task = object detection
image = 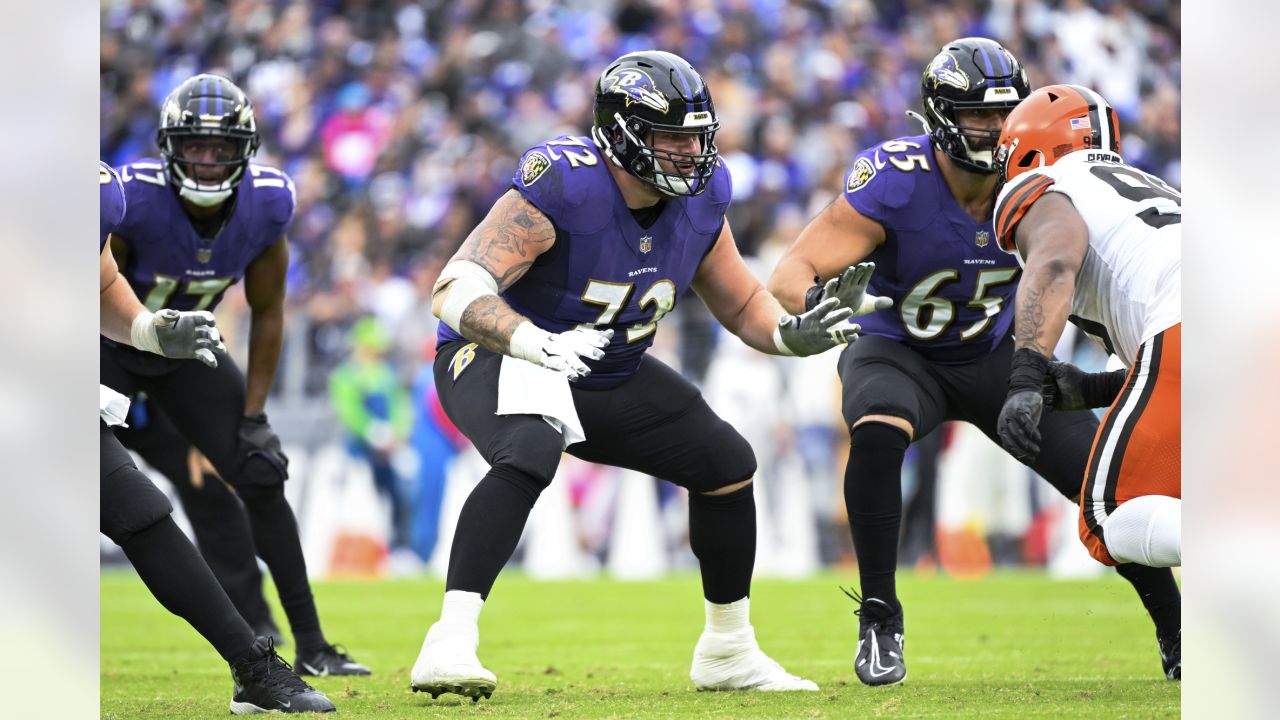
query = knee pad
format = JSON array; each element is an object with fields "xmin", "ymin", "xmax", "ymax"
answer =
[
  {"xmin": 101, "ymin": 464, "xmax": 173, "ymax": 545},
  {"xmin": 1101, "ymin": 495, "xmax": 1181, "ymax": 567},
  {"xmin": 850, "ymin": 420, "xmax": 911, "ymax": 456},
  {"xmin": 487, "ymin": 421, "xmax": 562, "ymax": 487},
  {"xmin": 486, "ymin": 462, "xmax": 552, "ymax": 504}
]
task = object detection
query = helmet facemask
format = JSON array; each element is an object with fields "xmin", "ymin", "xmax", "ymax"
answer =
[
  {"xmin": 595, "ymin": 111, "xmax": 719, "ymax": 197},
  {"xmin": 160, "ymin": 131, "xmax": 257, "ymax": 206},
  {"xmin": 924, "ymin": 94, "xmax": 1020, "ymax": 174}
]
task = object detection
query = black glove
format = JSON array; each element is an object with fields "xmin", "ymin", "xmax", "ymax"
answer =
[
  {"xmin": 237, "ymin": 413, "xmax": 289, "ymax": 479},
  {"xmin": 997, "ymin": 349, "xmax": 1050, "ymax": 463},
  {"xmin": 1046, "ymin": 361, "xmax": 1128, "ymax": 410}
]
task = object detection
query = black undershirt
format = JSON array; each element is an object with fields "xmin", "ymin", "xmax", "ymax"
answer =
[{"xmin": 629, "ymin": 200, "xmax": 667, "ymax": 229}]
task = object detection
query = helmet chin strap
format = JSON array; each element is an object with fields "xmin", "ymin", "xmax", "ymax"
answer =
[
  {"xmin": 178, "ymin": 181, "xmax": 233, "ymax": 207},
  {"xmin": 653, "ymin": 172, "xmax": 692, "ymax": 196}
]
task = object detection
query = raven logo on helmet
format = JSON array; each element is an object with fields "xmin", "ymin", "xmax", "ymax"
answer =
[
  {"xmin": 603, "ymin": 69, "xmax": 670, "ymax": 113},
  {"xmin": 925, "ymin": 53, "xmax": 969, "ymax": 91}
]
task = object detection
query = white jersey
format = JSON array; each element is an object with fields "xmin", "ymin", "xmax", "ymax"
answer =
[{"xmin": 994, "ymin": 150, "xmax": 1181, "ymax": 367}]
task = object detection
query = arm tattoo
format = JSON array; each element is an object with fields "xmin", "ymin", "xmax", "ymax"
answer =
[
  {"xmin": 459, "ymin": 295, "xmax": 530, "ymax": 356},
  {"xmin": 456, "ymin": 190, "xmax": 555, "ymax": 291},
  {"xmin": 1014, "ymin": 282, "xmax": 1052, "ymax": 356}
]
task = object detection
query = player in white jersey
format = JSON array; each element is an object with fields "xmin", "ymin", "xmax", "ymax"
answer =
[{"xmin": 990, "ymin": 84, "xmax": 1181, "ymax": 576}]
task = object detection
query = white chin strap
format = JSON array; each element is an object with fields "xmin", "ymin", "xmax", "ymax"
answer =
[
  {"xmin": 178, "ymin": 182, "xmax": 234, "ymax": 206},
  {"xmin": 653, "ymin": 172, "xmax": 693, "ymax": 196},
  {"xmin": 172, "ymin": 164, "xmax": 242, "ymax": 206},
  {"xmin": 963, "ymin": 145, "xmax": 994, "ymax": 170}
]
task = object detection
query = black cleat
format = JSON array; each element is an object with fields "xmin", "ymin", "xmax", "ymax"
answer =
[
  {"xmin": 230, "ymin": 637, "xmax": 336, "ymax": 714},
  {"xmin": 295, "ymin": 643, "xmax": 372, "ymax": 677},
  {"xmin": 1159, "ymin": 630, "xmax": 1180, "ymax": 680},
  {"xmin": 843, "ymin": 587, "xmax": 906, "ymax": 686}
]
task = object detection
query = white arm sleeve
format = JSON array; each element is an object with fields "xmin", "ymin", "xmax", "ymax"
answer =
[{"xmin": 434, "ymin": 260, "xmax": 500, "ymax": 332}]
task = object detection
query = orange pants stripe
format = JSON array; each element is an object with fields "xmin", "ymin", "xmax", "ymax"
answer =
[{"xmin": 1078, "ymin": 323, "xmax": 1181, "ymax": 565}]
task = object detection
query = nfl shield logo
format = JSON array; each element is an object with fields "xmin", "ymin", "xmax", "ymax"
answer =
[
  {"xmin": 196, "ymin": 247, "xmax": 213, "ymax": 263},
  {"xmin": 975, "ymin": 230, "xmax": 990, "ymax": 248},
  {"xmin": 639, "ymin": 235, "xmax": 653, "ymax": 254}
]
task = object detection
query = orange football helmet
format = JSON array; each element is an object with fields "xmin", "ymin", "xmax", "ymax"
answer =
[{"xmin": 995, "ymin": 84, "xmax": 1121, "ymax": 185}]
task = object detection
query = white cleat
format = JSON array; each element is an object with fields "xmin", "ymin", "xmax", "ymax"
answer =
[
  {"xmin": 690, "ymin": 628, "xmax": 819, "ymax": 692},
  {"xmin": 410, "ymin": 622, "xmax": 497, "ymax": 702}
]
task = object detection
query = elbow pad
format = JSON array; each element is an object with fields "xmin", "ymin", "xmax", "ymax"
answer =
[{"xmin": 434, "ymin": 260, "xmax": 499, "ymax": 332}]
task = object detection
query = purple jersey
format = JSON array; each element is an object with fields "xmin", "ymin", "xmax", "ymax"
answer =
[
  {"xmin": 113, "ymin": 159, "xmax": 295, "ymax": 312},
  {"xmin": 100, "ymin": 161, "xmax": 126, "ymax": 251},
  {"xmin": 842, "ymin": 134, "xmax": 1020, "ymax": 363},
  {"xmin": 439, "ymin": 134, "xmax": 730, "ymax": 389}
]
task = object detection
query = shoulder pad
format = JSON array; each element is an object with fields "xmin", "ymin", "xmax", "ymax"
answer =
[
  {"xmin": 842, "ymin": 136, "xmax": 930, "ymax": 221},
  {"xmin": 512, "ymin": 136, "xmax": 609, "ymax": 231},
  {"xmin": 686, "ymin": 158, "xmax": 732, "ymax": 234},
  {"xmin": 100, "ymin": 162, "xmax": 126, "ymax": 249},
  {"xmin": 247, "ymin": 164, "xmax": 297, "ymax": 230},
  {"xmin": 994, "ymin": 170, "xmax": 1056, "ymax": 252}
]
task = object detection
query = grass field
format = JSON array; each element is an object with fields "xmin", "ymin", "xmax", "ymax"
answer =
[{"xmin": 102, "ymin": 570, "xmax": 1179, "ymax": 718}]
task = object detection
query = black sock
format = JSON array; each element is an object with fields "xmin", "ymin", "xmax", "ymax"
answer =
[
  {"xmin": 688, "ymin": 483, "xmax": 756, "ymax": 604},
  {"xmin": 845, "ymin": 422, "xmax": 911, "ymax": 612},
  {"xmin": 446, "ymin": 463, "xmax": 546, "ymax": 598},
  {"xmin": 237, "ymin": 474, "xmax": 325, "ymax": 652},
  {"xmin": 120, "ymin": 516, "xmax": 255, "ymax": 663},
  {"xmin": 1114, "ymin": 562, "xmax": 1181, "ymax": 638}
]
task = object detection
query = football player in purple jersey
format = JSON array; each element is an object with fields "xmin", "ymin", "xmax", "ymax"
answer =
[
  {"xmin": 100, "ymin": 162, "xmax": 335, "ymax": 714},
  {"xmin": 411, "ymin": 50, "xmax": 884, "ymax": 701},
  {"xmin": 101, "ymin": 75, "xmax": 369, "ymax": 676},
  {"xmin": 768, "ymin": 38, "xmax": 1181, "ymax": 685}
]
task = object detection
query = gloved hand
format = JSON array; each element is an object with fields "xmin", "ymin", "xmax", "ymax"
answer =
[
  {"xmin": 997, "ymin": 348, "xmax": 1051, "ymax": 463},
  {"xmin": 1044, "ymin": 360, "xmax": 1089, "ymax": 411},
  {"xmin": 805, "ymin": 262, "xmax": 894, "ymax": 315},
  {"xmin": 238, "ymin": 413, "xmax": 289, "ymax": 479},
  {"xmin": 997, "ymin": 390, "xmax": 1044, "ymax": 463},
  {"xmin": 775, "ymin": 297, "xmax": 861, "ymax": 357},
  {"xmin": 140, "ymin": 309, "xmax": 227, "ymax": 367},
  {"xmin": 511, "ymin": 325, "xmax": 614, "ymax": 380}
]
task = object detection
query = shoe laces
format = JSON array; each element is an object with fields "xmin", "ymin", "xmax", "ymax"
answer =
[
  {"xmin": 239, "ymin": 638, "xmax": 315, "ymax": 695},
  {"xmin": 314, "ymin": 642, "xmax": 356, "ymax": 663},
  {"xmin": 840, "ymin": 586, "xmax": 903, "ymax": 636}
]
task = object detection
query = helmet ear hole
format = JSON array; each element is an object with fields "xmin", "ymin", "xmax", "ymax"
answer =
[{"xmin": 1018, "ymin": 150, "xmax": 1042, "ymax": 168}]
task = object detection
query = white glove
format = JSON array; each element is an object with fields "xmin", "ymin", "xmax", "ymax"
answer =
[
  {"xmin": 510, "ymin": 324, "xmax": 614, "ymax": 380},
  {"xmin": 131, "ymin": 309, "xmax": 227, "ymax": 368},
  {"xmin": 774, "ymin": 297, "xmax": 861, "ymax": 357},
  {"xmin": 818, "ymin": 262, "xmax": 893, "ymax": 315}
]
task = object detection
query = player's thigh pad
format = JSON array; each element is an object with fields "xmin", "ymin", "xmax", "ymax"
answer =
[
  {"xmin": 137, "ymin": 354, "xmax": 248, "ymax": 483},
  {"xmin": 837, "ymin": 335, "xmax": 946, "ymax": 435},
  {"xmin": 433, "ymin": 341, "xmax": 563, "ymax": 483},
  {"xmin": 1079, "ymin": 325, "xmax": 1182, "ymax": 565},
  {"xmin": 567, "ymin": 355, "xmax": 756, "ymax": 494},
  {"xmin": 100, "ymin": 423, "xmax": 172, "ymax": 544}
]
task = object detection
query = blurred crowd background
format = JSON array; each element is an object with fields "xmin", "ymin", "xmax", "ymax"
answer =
[{"xmin": 99, "ymin": 0, "xmax": 1180, "ymax": 576}]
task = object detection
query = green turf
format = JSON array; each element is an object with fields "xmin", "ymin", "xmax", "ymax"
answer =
[{"xmin": 101, "ymin": 570, "xmax": 1179, "ymax": 718}]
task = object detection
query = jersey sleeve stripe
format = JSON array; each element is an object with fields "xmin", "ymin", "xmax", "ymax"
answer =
[{"xmin": 996, "ymin": 175, "xmax": 1055, "ymax": 250}]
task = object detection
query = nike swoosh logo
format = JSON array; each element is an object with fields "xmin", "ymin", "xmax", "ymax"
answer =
[
  {"xmin": 867, "ymin": 633, "xmax": 896, "ymax": 678},
  {"xmin": 302, "ymin": 662, "xmax": 329, "ymax": 676},
  {"xmin": 874, "ymin": 151, "xmax": 887, "ymax": 170}
]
